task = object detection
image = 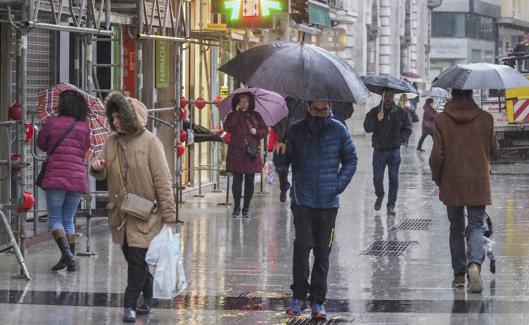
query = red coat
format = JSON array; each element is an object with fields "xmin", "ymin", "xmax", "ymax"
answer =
[
  {"xmin": 224, "ymin": 110, "xmax": 268, "ymax": 174},
  {"xmin": 267, "ymin": 128, "xmax": 279, "ymax": 152}
]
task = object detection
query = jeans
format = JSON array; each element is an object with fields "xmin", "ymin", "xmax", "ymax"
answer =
[
  {"xmin": 417, "ymin": 133, "xmax": 431, "ymax": 150},
  {"xmin": 372, "ymin": 149, "xmax": 401, "ymax": 207},
  {"xmin": 447, "ymin": 206, "xmax": 485, "ymax": 276},
  {"xmin": 291, "ymin": 204, "xmax": 338, "ymax": 304},
  {"xmin": 45, "ymin": 189, "xmax": 82, "ymax": 235},
  {"xmin": 122, "ymin": 234, "xmax": 153, "ymax": 309},
  {"xmin": 232, "ymin": 173, "xmax": 255, "ymax": 209}
]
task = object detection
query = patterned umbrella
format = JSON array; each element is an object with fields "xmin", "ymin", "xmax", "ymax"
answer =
[{"xmin": 37, "ymin": 82, "xmax": 110, "ymax": 160}]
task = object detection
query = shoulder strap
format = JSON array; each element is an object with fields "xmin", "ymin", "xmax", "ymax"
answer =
[
  {"xmin": 114, "ymin": 140, "xmax": 126, "ymax": 190},
  {"xmin": 48, "ymin": 121, "xmax": 78, "ymax": 156}
]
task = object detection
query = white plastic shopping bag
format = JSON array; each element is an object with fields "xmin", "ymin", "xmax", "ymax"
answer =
[
  {"xmin": 153, "ymin": 230, "xmax": 187, "ymax": 300},
  {"xmin": 145, "ymin": 224, "xmax": 172, "ymax": 266}
]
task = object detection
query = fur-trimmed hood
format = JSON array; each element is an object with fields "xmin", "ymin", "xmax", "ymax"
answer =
[{"xmin": 104, "ymin": 91, "xmax": 148, "ymax": 135}]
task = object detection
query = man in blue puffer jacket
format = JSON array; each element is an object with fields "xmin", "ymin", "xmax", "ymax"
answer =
[{"xmin": 279, "ymin": 100, "xmax": 357, "ymax": 320}]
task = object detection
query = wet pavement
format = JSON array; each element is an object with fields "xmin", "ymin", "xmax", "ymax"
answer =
[{"xmin": 2, "ymin": 124, "xmax": 529, "ymax": 325}]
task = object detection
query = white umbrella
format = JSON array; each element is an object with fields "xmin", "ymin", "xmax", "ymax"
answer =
[
  {"xmin": 423, "ymin": 87, "xmax": 450, "ymax": 98},
  {"xmin": 432, "ymin": 63, "xmax": 529, "ymax": 90}
]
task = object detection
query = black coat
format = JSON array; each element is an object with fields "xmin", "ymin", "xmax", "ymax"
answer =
[{"xmin": 363, "ymin": 103, "xmax": 413, "ymax": 151}]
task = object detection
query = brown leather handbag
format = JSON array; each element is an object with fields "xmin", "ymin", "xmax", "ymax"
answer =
[{"xmin": 115, "ymin": 141, "xmax": 156, "ymax": 221}]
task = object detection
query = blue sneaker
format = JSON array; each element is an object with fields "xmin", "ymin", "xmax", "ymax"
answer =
[
  {"xmin": 286, "ymin": 298, "xmax": 307, "ymax": 316},
  {"xmin": 311, "ymin": 304, "xmax": 327, "ymax": 320}
]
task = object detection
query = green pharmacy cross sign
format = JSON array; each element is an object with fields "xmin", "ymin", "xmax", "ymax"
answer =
[{"xmin": 218, "ymin": 0, "xmax": 287, "ymax": 28}]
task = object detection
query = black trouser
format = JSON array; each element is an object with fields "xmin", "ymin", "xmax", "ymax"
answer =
[
  {"xmin": 277, "ymin": 167, "xmax": 290, "ymax": 192},
  {"xmin": 291, "ymin": 204, "xmax": 338, "ymax": 304},
  {"xmin": 122, "ymin": 234, "xmax": 153, "ymax": 309},
  {"xmin": 232, "ymin": 173, "xmax": 255, "ymax": 209},
  {"xmin": 273, "ymin": 152, "xmax": 291, "ymax": 192},
  {"xmin": 417, "ymin": 133, "xmax": 431, "ymax": 150}
]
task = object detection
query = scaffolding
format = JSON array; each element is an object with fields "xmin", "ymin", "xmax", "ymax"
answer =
[{"xmin": 0, "ymin": 0, "xmax": 235, "ymax": 279}]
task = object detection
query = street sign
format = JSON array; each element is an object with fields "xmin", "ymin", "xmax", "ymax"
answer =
[
  {"xmin": 123, "ymin": 27, "xmax": 136, "ymax": 98},
  {"xmin": 212, "ymin": 0, "xmax": 287, "ymax": 28},
  {"xmin": 316, "ymin": 28, "xmax": 347, "ymax": 52},
  {"xmin": 156, "ymin": 40, "xmax": 170, "ymax": 89}
]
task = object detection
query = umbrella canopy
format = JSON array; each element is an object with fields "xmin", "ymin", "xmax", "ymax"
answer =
[
  {"xmin": 432, "ymin": 63, "xmax": 529, "ymax": 90},
  {"xmin": 218, "ymin": 88, "xmax": 289, "ymax": 127},
  {"xmin": 37, "ymin": 82, "xmax": 111, "ymax": 160},
  {"xmin": 218, "ymin": 42, "xmax": 369, "ymax": 103},
  {"xmin": 423, "ymin": 87, "xmax": 450, "ymax": 98},
  {"xmin": 361, "ymin": 75, "xmax": 419, "ymax": 95},
  {"xmin": 401, "ymin": 71, "xmax": 423, "ymax": 83}
]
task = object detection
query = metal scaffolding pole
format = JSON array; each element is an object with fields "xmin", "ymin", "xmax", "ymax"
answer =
[
  {"xmin": 136, "ymin": 0, "xmax": 144, "ymax": 101},
  {"xmin": 13, "ymin": 0, "xmax": 31, "ymax": 276},
  {"xmin": 175, "ymin": 42, "xmax": 182, "ymax": 220}
]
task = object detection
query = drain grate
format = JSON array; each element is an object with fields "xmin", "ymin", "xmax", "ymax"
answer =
[
  {"xmin": 390, "ymin": 218, "xmax": 434, "ymax": 231},
  {"xmin": 284, "ymin": 317, "xmax": 354, "ymax": 325},
  {"xmin": 362, "ymin": 240, "xmax": 418, "ymax": 256}
]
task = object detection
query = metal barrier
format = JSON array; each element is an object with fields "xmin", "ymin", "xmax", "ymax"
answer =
[{"xmin": 0, "ymin": 209, "xmax": 31, "ymax": 280}]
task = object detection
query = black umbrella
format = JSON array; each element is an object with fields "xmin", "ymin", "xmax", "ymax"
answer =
[
  {"xmin": 219, "ymin": 42, "xmax": 369, "ymax": 103},
  {"xmin": 361, "ymin": 75, "xmax": 418, "ymax": 95}
]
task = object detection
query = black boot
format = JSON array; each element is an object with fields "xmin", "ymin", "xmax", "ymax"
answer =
[
  {"xmin": 52, "ymin": 239, "xmax": 76, "ymax": 271},
  {"xmin": 136, "ymin": 297, "xmax": 153, "ymax": 315},
  {"xmin": 66, "ymin": 241, "xmax": 78, "ymax": 272},
  {"xmin": 232, "ymin": 206, "xmax": 241, "ymax": 218},
  {"xmin": 242, "ymin": 207, "xmax": 250, "ymax": 218},
  {"xmin": 52, "ymin": 235, "xmax": 77, "ymax": 272},
  {"xmin": 123, "ymin": 308, "xmax": 136, "ymax": 322}
]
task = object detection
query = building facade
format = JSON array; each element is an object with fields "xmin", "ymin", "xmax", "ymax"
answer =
[
  {"xmin": 497, "ymin": 0, "xmax": 529, "ymax": 59},
  {"xmin": 429, "ymin": 0, "xmax": 501, "ymax": 82}
]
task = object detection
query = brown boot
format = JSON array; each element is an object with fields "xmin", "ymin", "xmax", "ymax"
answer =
[{"xmin": 452, "ymin": 275, "xmax": 465, "ymax": 288}]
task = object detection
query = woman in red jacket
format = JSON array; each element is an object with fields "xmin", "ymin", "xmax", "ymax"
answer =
[
  {"xmin": 224, "ymin": 93, "xmax": 268, "ymax": 218},
  {"xmin": 37, "ymin": 90, "xmax": 91, "ymax": 272}
]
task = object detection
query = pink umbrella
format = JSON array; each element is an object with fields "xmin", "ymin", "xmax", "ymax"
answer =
[{"xmin": 218, "ymin": 88, "xmax": 289, "ymax": 127}]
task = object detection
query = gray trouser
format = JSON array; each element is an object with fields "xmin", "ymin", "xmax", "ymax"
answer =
[{"xmin": 447, "ymin": 206, "xmax": 485, "ymax": 276}]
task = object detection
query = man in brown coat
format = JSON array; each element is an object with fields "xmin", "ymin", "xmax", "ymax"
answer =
[
  {"xmin": 429, "ymin": 89, "xmax": 499, "ymax": 293},
  {"xmin": 91, "ymin": 92, "xmax": 177, "ymax": 322}
]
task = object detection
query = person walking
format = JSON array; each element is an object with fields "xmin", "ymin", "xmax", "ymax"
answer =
[
  {"xmin": 90, "ymin": 92, "xmax": 177, "ymax": 322},
  {"xmin": 267, "ymin": 128, "xmax": 290, "ymax": 203},
  {"xmin": 429, "ymin": 89, "xmax": 499, "ymax": 293},
  {"xmin": 224, "ymin": 93, "xmax": 268, "ymax": 218},
  {"xmin": 280, "ymin": 100, "xmax": 357, "ymax": 320},
  {"xmin": 417, "ymin": 98, "xmax": 438, "ymax": 152},
  {"xmin": 363, "ymin": 89, "xmax": 412, "ymax": 215},
  {"xmin": 37, "ymin": 90, "xmax": 91, "ymax": 272}
]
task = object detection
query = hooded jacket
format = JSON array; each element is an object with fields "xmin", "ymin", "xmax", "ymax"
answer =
[
  {"xmin": 429, "ymin": 97, "xmax": 499, "ymax": 206},
  {"xmin": 363, "ymin": 102, "xmax": 412, "ymax": 151},
  {"xmin": 280, "ymin": 115, "xmax": 357, "ymax": 209},
  {"xmin": 90, "ymin": 92, "xmax": 176, "ymax": 249}
]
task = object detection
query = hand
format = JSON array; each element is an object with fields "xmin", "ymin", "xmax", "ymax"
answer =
[
  {"xmin": 377, "ymin": 111, "xmax": 384, "ymax": 122},
  {"xmin": 250, "ymin": 128, "xmax": 257, "ymax": 135},
  {"xmin": 274, "ymin": 143, "xmax": 286, "ymax": 155},
  {"xmin": 235, "ymin": 104, "xmax": 240, "ymax": 111},
  {"xmin": 92, "ymin": 159, "xmax": 106, "ymax": 171}
]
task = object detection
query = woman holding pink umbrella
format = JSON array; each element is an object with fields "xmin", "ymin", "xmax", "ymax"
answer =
[{"xmin": 224, "ymin": 93, "xmax": 268, "ymax": 218}]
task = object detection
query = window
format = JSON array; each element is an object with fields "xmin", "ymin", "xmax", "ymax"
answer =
[
  {"xmin": 432, "ymin": 12, "xmax": 495, "ymax": 41},
  {"xmin": 432, "ymin": 12, "xmax": 466, "ymax": 38},
  {"xmin": 471, "ymin": 49, "xmax": 482, "ymax": 63}
]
